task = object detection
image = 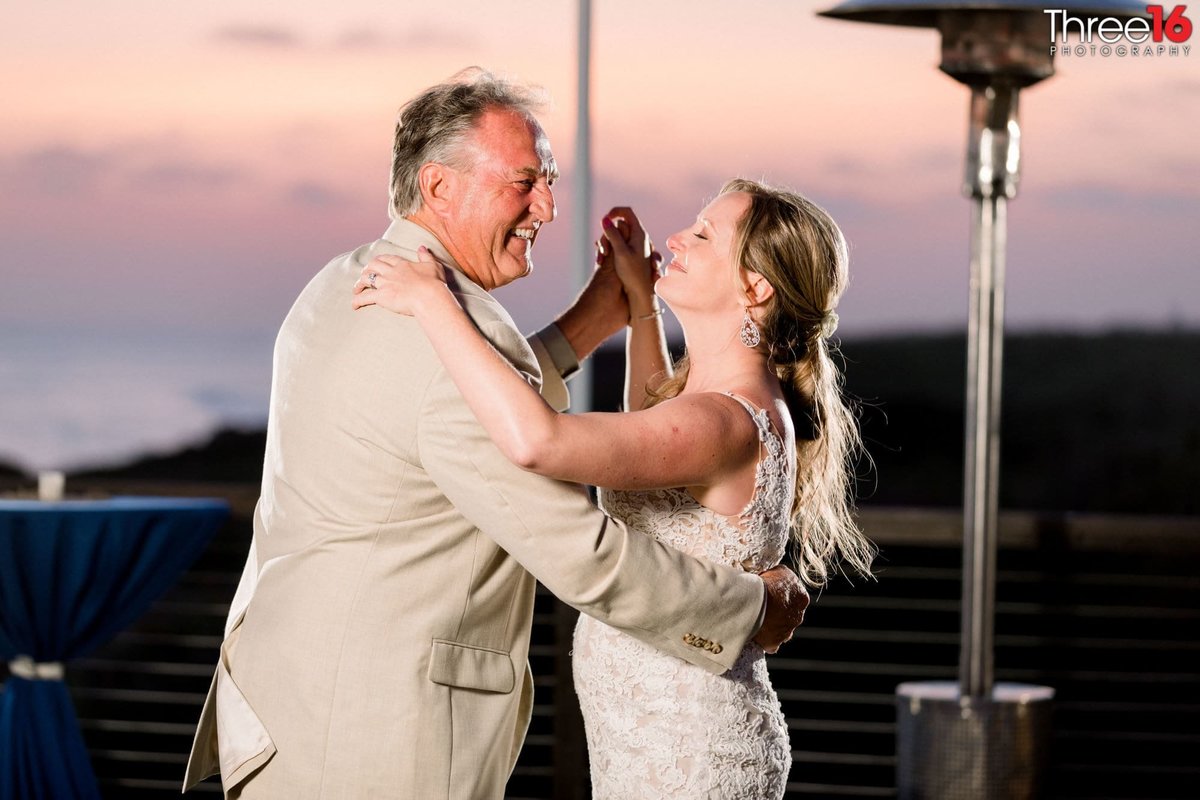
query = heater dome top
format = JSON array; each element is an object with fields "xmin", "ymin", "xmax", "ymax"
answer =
[{"xmin": 818, "ymin": 0, "xmax": 1149, "ymax": 28}]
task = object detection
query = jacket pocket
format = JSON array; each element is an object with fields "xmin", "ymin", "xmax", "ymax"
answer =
[{"xmin": 426, "ymin": 639, "xmax": 515, "ymax": 694}]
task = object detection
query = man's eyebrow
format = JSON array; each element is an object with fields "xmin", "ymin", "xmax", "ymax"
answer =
[{"xmin": 516, "ymin": 164, "xmax": 560, "ymax": 182}]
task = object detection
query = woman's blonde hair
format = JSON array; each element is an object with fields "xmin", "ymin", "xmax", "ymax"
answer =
[{"xmin": 650, "ymin": 178, "xmax": 875, "ymax": 586}]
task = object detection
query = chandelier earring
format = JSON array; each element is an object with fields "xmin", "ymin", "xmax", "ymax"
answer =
[{"xmin": 739, "ymin": 308, "xmax": 762, "ymax": 348}]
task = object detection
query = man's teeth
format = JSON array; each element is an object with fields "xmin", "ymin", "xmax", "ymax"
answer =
[{"xmin": 513, "ymin": 228, "xmax": 535, "ymax": 240}]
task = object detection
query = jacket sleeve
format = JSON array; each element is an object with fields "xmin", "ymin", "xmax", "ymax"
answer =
[
  {"xmin": 416, "ymin": 321, "xmax": 765, "ymax": 674},
  {"xmin": 526, "ymin": 324, "xmax": 575, "ymax": 413}
]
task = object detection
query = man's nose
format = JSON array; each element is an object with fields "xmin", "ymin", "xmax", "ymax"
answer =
[{"xmin": 531, "ymin": 183, "xmax": 556, "ymax": 223}]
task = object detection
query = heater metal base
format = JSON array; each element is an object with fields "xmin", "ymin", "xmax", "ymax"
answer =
[{"xmin": 896, "ymin": 681, "xmax": 1055, "ymax": 800}]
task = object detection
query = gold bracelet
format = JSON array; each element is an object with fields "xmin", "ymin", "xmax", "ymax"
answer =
[{"xmin": 635, "ymin": 307, "xmax": 664, "ymax": 321}]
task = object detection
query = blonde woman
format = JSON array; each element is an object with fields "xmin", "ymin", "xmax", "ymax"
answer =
[{"xmin": 353, "ymin": 179, "xmax": 874, "ymax": 799}]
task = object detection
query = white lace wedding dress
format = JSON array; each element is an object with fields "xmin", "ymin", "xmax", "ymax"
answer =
[{"xmin": 572, "ymin": 393, "xmax": 794, "ymax": 799}]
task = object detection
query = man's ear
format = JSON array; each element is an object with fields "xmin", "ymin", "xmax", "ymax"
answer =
[
  {"xmin": 418, "ymin": 162, "xmax": 454, "ymax": 217},
  {"xmin": 743, "ymin": 270, "xmax": 775, "ymax": 308}
]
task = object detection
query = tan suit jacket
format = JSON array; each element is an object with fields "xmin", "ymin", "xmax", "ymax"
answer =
[{"xmin": 183, "ymin": 219, "xmax": 765, "ymax": 799}]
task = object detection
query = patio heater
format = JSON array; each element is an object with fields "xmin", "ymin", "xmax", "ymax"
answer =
[{"xmin": 816, "ymin": 1, "xmax": 1148, "ymax": 797}]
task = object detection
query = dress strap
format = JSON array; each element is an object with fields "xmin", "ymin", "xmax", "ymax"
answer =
[
  {"xmin": 723, "ymin": 392, "xmax": 775, "ymax": 443},
  {"xmin": 722, "ymin": 392, "xmax": 793, "ymax": 536}
]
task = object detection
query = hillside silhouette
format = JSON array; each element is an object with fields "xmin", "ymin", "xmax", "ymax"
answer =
[{"xmin": 51, "ymin": 330, "xmax": 1200, "ymax": 516}]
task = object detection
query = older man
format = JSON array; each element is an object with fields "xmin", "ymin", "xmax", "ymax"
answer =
[{"xmin": 184, "ymin": 71, "xmax": 807, "ymax": 799}]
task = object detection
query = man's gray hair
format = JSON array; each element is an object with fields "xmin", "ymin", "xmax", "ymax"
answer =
[{"xmin": 388, "ymin": 68, "xmax": 544, "ymax": 218}]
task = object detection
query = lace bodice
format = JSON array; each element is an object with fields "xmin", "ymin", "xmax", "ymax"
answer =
[
  {"xmin": 572, "ymin": 393, "xmax": 794, "ymax": 799},
  {"xmin": 599, "ymin": 393, "xmax": 793, "ymax": 572}
]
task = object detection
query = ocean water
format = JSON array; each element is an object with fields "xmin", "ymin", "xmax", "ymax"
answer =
[{"xmin": 0, "ymin": 326, "xmax": 275, "ymax": 472}]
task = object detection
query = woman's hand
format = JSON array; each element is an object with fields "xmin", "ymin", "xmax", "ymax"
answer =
[
  {"xmin": 352, "ymin": 247, "xmax": 448, "ymax": 316},
  {"xmin": 598, "ymin": 207, "xmax": 663, "ymax": 319}
]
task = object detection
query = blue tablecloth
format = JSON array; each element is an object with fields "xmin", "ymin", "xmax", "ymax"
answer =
[{"xmin": 0, "ymin": 496, "xmax": 228, "ymax": 800}]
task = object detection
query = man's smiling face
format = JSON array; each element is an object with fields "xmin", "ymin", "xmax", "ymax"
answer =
[{"xmin": 440, "ymin": 107, "xmax": 558, "ymax": 290}]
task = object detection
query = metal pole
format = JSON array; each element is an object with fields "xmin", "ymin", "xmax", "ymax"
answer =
[
  {"xmin": 959, "ymin": 84, "xmax": 1017, "ymax": 698},
  {"xmin": 570, "ymin": 0, "xmax": 593, "ymax": 413},
  {"xmin": 554, "ymin": 6, "xmax": 594, "ymax": 798}
]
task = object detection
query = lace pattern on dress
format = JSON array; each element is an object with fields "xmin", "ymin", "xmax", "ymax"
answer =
[{"xmin": 572, "ymin": 392, "xmax": 795, "ymax": 799}]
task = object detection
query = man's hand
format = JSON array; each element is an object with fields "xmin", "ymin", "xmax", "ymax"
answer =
[
  {"xmin": 600, "ymin": 207, "xmax": 661, "ymax": 317},
  {"xmin": 754, "ymin": 565, "xmax": 810, "ymax": 654},
  {"xmin": 554, "ymin": 238, "xmax": 630, "ymax": 362}
]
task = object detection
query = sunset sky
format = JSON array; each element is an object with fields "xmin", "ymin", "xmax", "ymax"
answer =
[{"xmin": 2, "ymin": 1, "xmax": 1197, "ymax": 470}]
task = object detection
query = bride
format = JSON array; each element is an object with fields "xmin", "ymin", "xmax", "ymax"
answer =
[{"xmin": 353, "ymin": 178, "xmax": 874, "ymax": 799}]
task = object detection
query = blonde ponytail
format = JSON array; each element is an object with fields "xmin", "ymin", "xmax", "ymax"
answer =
[{"xmin": 782, "ymin": 338, "xmax": 875, "ymax": 585}]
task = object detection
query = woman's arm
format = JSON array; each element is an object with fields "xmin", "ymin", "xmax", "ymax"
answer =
[
  {"xmin": 353, "ymin": 250, "xmax": 757, "ymax": 490},
  {"xmin": 600, "ymin": 209, "xmax": 671, "ymax": 411}
]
